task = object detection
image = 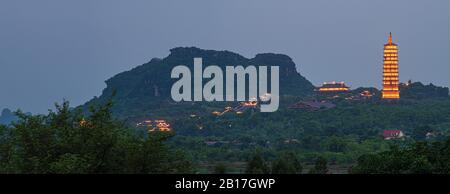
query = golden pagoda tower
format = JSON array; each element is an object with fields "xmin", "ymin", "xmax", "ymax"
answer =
[{"xmin": 382, "ymin": 32, "xmax": 400, "ymax": 99}]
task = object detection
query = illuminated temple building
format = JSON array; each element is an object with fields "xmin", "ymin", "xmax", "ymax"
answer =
[
  {"xmin": 382, "ymin": 33, "xmax": 400, "ymax": 99},
  {"xmin": 316, "ymin": 81, "xmax": 350, "ymax": 93},
  {"xmin": 136, "ymin": 119, "xmax": 172, "ymax": 132}
]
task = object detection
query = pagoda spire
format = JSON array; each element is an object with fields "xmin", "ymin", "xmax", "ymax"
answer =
[{"xmin": 388, "ymin": 32, "xmax": 393, "ymax": 44}]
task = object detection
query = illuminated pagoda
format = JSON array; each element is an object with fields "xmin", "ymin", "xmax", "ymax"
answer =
[
  {"xmin": 382, "ymin": 33, "xmax": 400, "ymax": 99},
  {"xmin": 316, "ymin": 81, "xmax": 350, "ymax": 93}
]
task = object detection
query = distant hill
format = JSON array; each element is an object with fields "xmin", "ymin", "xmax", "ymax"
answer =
[
  {"xmin": 400, "ymin": 81, "xmax": 449, "ymax": 100},
  {"xmin": 81, "ymin": 47, "xmax": 314, "ymax": 119},
  {"xmin": 0, "ymin": 108, "xmax": 18, "ymax": 125}
]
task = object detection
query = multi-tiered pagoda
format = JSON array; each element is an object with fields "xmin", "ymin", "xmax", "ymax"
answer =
[{"xmin": 382, "ymin": 33, "xmax": 400, "ymax": 99}]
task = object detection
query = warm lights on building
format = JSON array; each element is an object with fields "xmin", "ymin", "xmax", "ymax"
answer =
[
  {"xmin": 316, "ymin": 81, "xmax": 350, "ymax": 93},
  {"xmin": 136, "ymin": 119, "xmax": 172, "ymax": 132},
  {"xmin": 79, "ymin": 118, "xmax": 90, "ymax": 127},
  {"xmin": 211, "ymin": 99, "xmax": 260, "ymax": 117},
  {"xmin": 360, "ymin": 90, "xmax": 373, "ymax": 98},
  {"xmin": 242, "ymin": 100, "xmax": 258, "ymax": 107},
  {"xmin": 382, "ymin": 33, "xmax": 400, "ymax": 99},
  {"xmin": 212, "ymin": 111, "xmax": 222, "ymax": 116},
  {"xmin": 154, "ymin": 120, "xmax": 171, "ymax": 132}
]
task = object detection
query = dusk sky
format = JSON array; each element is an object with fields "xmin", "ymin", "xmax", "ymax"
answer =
[{"xmin": 1, "ymin": 0, "xmax": 450, "ymax": 113}]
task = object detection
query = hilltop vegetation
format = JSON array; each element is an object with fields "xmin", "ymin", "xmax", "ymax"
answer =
[
  {"xmin": 400, "ymin": 81, "xmax": 449, "ymax": 100},
  {"xmin": 169, "ymin": 99, "xmax": 450, "ymax": 167}
]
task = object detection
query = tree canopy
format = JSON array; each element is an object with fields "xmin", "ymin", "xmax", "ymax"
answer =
[{"xmin": 0, "ymin": 100, "xmax": 193, "ymax": 174}]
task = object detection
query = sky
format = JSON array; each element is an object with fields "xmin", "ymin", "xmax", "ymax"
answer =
[{"xmin": 1, "ymin": 0, "xmax": 450, "ymax": 113}]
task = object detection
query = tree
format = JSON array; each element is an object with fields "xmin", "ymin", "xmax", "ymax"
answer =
[
  {"xmin": 246, "ymin": 151, "xmax": 270, "ymax": 174},
  {"xmin": 308, "ymin": 156, "xmax": 328, "ymax": 174},
  {"xmin": 213, "ymin": 163, "xmax": 227, "ymax": 174},
  {"xmin": 325, "ymin": 136, "xmax": 347, "ymax": 152},
  {"xmin": 0, "ymin": 100, "xmax": 194, "ymax": 174},
  {"xmin": 351, "ymin": 138, "xmax": 450, "ymax": 174},
  {"xmin": 412, "ymin": 125, "xmax": 432, "ymax": 141},
  {"xmin": 271, "ymin": 151, "xmax": 303, "ymax": 174},
  {"xmin": 0, "ymin": 124, "xmax": 14, "ymax": 172}
]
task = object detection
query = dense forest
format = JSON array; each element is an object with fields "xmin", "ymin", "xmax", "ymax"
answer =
[
  {"xmin": 167, "ymin": 98, "xmax": 450, "ymax": 173},
  {"xmin": 0, "ymin": 100, "xmax": 193, "ymax": 173},
  {"xmin": 350, "ymin": 139, "xmax": 450, "ymax": 174},
  {"xmin": 2, "ymin": 94, "xmax": 450, "ymax": 173}
]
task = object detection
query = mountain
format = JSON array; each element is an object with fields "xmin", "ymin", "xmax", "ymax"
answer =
[
  {"xmin": 0, "ymin": 108, "xmax": 18, "ymax": 125},
  {"xmin": 81, "ymin": 47, "xmax": 314, "ymax": 119}
]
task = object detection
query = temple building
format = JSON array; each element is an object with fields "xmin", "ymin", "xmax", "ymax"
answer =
[
  {"xmin": 383, "ymin": 130, "xmax": 404, "ymax": 140},
  {"xmin": 136, "ymin": 119, "xmax": 172, "ymax": 132},
  {"xmin": 360, "ymin": 90, "xmax": 373, "ymax": 98},
  {"xmin": 316, "ymin": 81, "xmax": 350, "ymax": 93},
  {"xmin": 382, "ymin": 33, "xmax": 400, "ymax": 99}
]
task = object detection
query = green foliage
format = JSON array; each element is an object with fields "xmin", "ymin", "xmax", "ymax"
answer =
[
  {"xmin": 213, "ymin": 163, "xmax": 227, "ymax": 174},
  {"xmin": 245, "ymin": 151, "xmax": 270, "ymax": 174},
  {"xmin": 351, "ymin": 138, "xmax": 450, "ymax": 174},
  {"xmin": 412, "ymin": 125, "xmax": 432, "ymax": 141},
  {"xmin": 400, "ymin": 82, "xmax": 449, "ymax": 100},
  {"xmin": 271, "ymin": 151, "xmax": 302, "ymax": 174},
  {"xmin": 168, "ymin": 99, "xmax": 450, "ymax": 169},
  {"xmin": 0, "ymin": 100, "xmax": 193, "ymax": 174},
  {"xmin": 308, "ymin": 156, "xmax": 328, "ymax": 174}
]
